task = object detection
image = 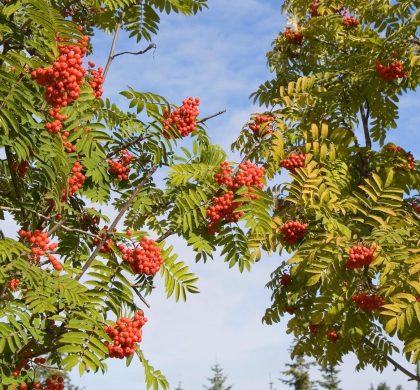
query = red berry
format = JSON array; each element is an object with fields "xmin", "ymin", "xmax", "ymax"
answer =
[
  {"xmin": 327, "ymin": 329, "xmax": 339, "ymax": 342},
  {"xmin": 280, "ymin": 273, "xmax": 292, "ymax": 286}
]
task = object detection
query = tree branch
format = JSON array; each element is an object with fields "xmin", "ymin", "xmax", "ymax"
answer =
[
  {"xmin": 0, "ymin": 206, "xmax": 101, "ymax": 239},
  {"xmin": 363, "ymin": 337, "xmax": 420, "ymax": 382},
  {"xmin": 156, "ymin": 229, "xmax": 174, "ymax": 243},
  {"xmin": 106, "ymin": 109, "xmax": 226, "ymax": 160},
  {"xmin": 76, "ymin": 165, "xmax": 159, "ymax": 281},
  {"xmin": 103, "ymin": 12, "xmax": 125, "ymax": 80},
  {"xmin": 111, "ymin": 42, "xmax": 156, "ymax": 60},
  {"xmin": 359, "ymin": 101, "xmax": 371, "ymax": 149},
  {"xmin": 198, "ymin": 109, "xmax": 226, "ymax": 124}
]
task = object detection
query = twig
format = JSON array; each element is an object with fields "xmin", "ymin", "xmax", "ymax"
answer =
[
  {"xmin": 132, "ymin": 286, "xmax": 151, "ymax": 308},
  {"xmin": 198, "ymin": 109, "xmax": 226, "ymax": 124},
  {"xmin": 106, "ymin": 109, "xmax": 226, "ymax": 160},
  {"xmin": 5, "ymin": 146, "xmax": 22, "ymax": 204},
  {"xmin": 0, "ymin": 206, "xmax": 101, "ymax": 239},
  {"xmin": 111, "ymin": 43, "xmax": 156, "ymax": 60},
  {"xmin": 76, "ymin": 165, "xmax": 159, "ymax": 281},
  {"xmin": 47, "ymin": 220, "xmax": 64, "ymax": 237},
  {"xmin": 156, "ymin": 229, "xmax": 174, "ymax": 243},
  {"xmin": 103, "ymin": 12, "xmax": 125, "ymax": 80},
  {"xmin": 359, "ymin": 101, "xmax": 371, "ymax": 149},
  {"xmin": 363, "ymin": 337, "xmax": 420, "ymax": 382}
]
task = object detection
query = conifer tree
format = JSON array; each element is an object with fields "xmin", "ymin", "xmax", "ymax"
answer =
[
  {"xmin": 204, "ymin": 364, "xmax": 233, "ymax": 390},
  {"xmin": 280, "ymin": 355, "xmax": 315, "ymax": 390},
  {"xmin": 317, "ymin": 364, "xmax": 341, "ymax": 390}
]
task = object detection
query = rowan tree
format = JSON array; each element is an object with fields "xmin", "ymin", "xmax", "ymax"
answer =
[
  {"xmin": 227, "ymin": 0, "xmax": 420, "ymax": 383},
  {"xmin": 0, "ymin": 0, "xmax": 263, "ymax": 389}
]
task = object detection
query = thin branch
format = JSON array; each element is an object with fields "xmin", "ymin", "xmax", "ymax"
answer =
[
  {"xmin": 103, "ymin": 12, "xmax": 125, "ymax": 80},
  {"xmin": 106, "ymin": 132, "xmax": 151, "ymax": 159},
  {"xmin": 112, "ymin": 42, "xmax": 156, "ymax": 60},
  {"xmin": 47, "ymin": 220, "xmax": 64, "ymax": 237},
  {"xmin": 0, "ymin": 206, "xmax": 101, "ymax": 239},
  {"xmin": 156, "ymin": 229, "xmax": 174, "ymax": 243},
  {"xmin": 5, "ymin": 146, "xmax": 22, "ymax": 204},
  {"xmin": 76, "ymin": 165, "xmax": 159, "ymax": 281},
  {"xmin": 106, "ymin": 109, "xmax": 226, "ymax": 160},
  {"xmin": 359, "ymin": 102, "xmax": 371, "ymax": 149},
  {"xmin": 363, "ymin": 337, "xmax": 420, "ymax": 382},
  {"xmin": 198, "ymin": 109, "xmax": 226, "ymax": 124},
  {"xmin": 132, "ymin": 286, "xmax": 151, "ymax": 308}
]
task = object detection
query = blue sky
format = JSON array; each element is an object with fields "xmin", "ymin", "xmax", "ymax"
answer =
[{"xmin": 59, "ymin": 0, "xmax": 420, "ymax": 389}]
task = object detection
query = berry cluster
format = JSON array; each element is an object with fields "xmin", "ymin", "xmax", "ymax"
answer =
[
  {"xmin": 163, "ymin": 97, "xmax": 200, "ymax": 137},
  {"xmin": 80, "ymin": 210, "xmax": 100, "ymax": 232},
  {"xmin": 207, "ymin": 191, "xmax": 243, "ymax": 234},
  {"xmin": 87, "ymin": 61, "xmax": 104, "ymax": 98},
  {"xmin": 108, "ymin": 150, "xmax": 134, "ymax": 181},
  {"xmin": 280, "ymin": 273, "xmax": 292, "ymax": 286},
  {"xmin": 208, "ymin": 161, "xmax": 265, "ymax": 233},
  {"xmin": 214, "ymin": 161, "xmax": 234, "ymax": 187},
  {"xmin": 386, "ymin": 144, "xmax": 403, "ymax": 153},
  {"xmin": 285, "ymin": 306, "xmax": 296, "ymax": 315},
  {"xmin": 284, "ymin": 28, "xmax": 303, "ymax": 45},
  {"xmin": 42, "ymin": 376, "xmax": 64, "ymax": 390},
  {"xmin": 309, "ymin": 323, "xmax": 320, "ymax": 335},
  {"xmin": 352, "ymin": 292, "xmax": 384, "ymax": 311},
  {"xmin": 31, "ymin": 36, "xmax": 88, "ymax": 109},
  {"xmin": 12, "ymin": 358, "xmax": 29, "ymax": 377},
  {"xmin": 406, "ymin": 152, "xmax": 415, "ymax": 171},
  {"xmin": 105, "ymin": 310, "xmax": 147, "ymax": 358},
  {"xmin": 33, "ymin": 357, "xmax": 47, "ymax": 365},
  {"xmin": 375, "ymin": 61, "xmax": 407, "ymax": 81},
  {"xmin": 118, "ymin": 237, "xmax": 163, "ymax": 275},
  {"xmin": 248, "ymin": 114, "xmax": 274, "ymax": 135},
  {"xmin": 234, "ymin": 161, "xmax": 265, "ymax": 189},
  {"xmin": 12, "ymin": 160, "xmax": 29, "ymax": 177},
  {"xmin": 9, "ymin": 278, "xmax": 21, "ymax": 291},
  {"xmin": 346, "ymin": 244, "xmax": 377, "ymax": 269},
  {"xmin": 92, "ymin": 226, "xmax": 116, "ymax": 254},
  {"xmin": 327, "ymin": 329, "xmax": 339, "ymax": 342},
  {"xmin": 413, "ymin": 200, "xmax": 420, "ymax": 214},
  {"xmin": 31, "ymin": 36, "xmax": 89, "ymax": 147},
  {"xmin": 280, "ymin": 221, "xmax": 308, "ymax": 244},
  {"xmin": 342, "ymin": 14, "xmax": 359, "ymax": 27},
  {"xmin": 281, "ymin": 153, "xmax": 306, "ymax": 173},
  {"xmin": 60, "ymin": 125, "xmax": 78, "ymax": 153},
  {"xmin": 214, "ymin": 161, "xmax": 264, "ymax": 190},
  {"xmin": 62, "ymin": 161, "xmax": 85, "ymax": 200},
  {"xmin": 18, "ymin": 230, "xmax": 62, "ymax": 270},
  {"xmin": 308, "ymin": 0, "xmax": 319, "ymax": 17}
]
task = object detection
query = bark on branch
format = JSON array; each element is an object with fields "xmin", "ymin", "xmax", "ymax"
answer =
[
  {"xmin": 76, "ymin": 165, "xmax": 158, "ymax": 281},
  {"xmin": 363, "ymin": 337, "xmax": 420, "ymax": 382}
]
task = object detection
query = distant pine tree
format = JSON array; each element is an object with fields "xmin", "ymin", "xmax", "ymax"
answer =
[
  {"xmin": 279, "ymin": 355, "xmax": 315, "ymax": 390},
  {"xmin": 368, "ymin": 383, "xmax": 403, "ymax": 390},
  {"xmin": 317, "ymin": 363, "xmax": 341, "ymax": 390},
  {"xmin": 204, "ymin": 364, "xmax": 233, "ymax": 390}
]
